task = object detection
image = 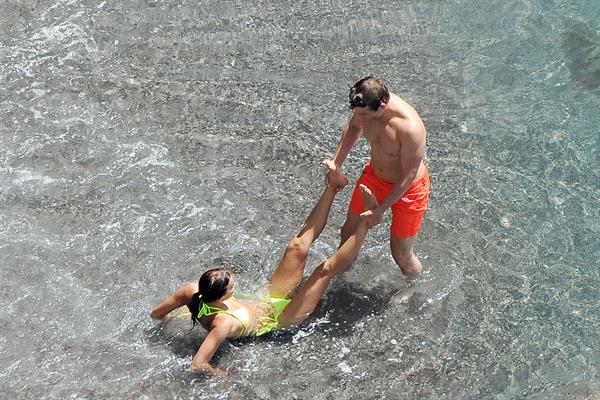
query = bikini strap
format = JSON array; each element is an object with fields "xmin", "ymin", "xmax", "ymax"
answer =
[
  {"xmin": 197, "ymin": 302, "xmax": 225, "ymax": 318},
  {"xmin": 197, "ymin": 301, "xmax": 249, "ymax": 337}
]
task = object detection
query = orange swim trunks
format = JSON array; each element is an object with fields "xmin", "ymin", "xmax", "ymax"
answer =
[{"xmin": 348, "ymin": 163, "xmax": 430, "ymax": 239}]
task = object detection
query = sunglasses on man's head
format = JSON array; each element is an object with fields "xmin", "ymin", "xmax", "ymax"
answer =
[
  {"xmin": 349, "ymin": 95, "xmax": 367, "ymax": 109},
  {"xmin": 349, "ymin": 95, "xmax": 381, "ymax": 111}
]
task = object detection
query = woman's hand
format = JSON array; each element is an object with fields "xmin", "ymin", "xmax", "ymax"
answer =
[
  {"xmin": 191, "ymin": 315, "xmax": 236, "ymax": 380},
  {"xmin": 192, "ymin": 362, "xmax": 230, "ymax": 380},
  {"xmin": 360, "ymin": 206, "xmax": 384, "ymax": 228}
]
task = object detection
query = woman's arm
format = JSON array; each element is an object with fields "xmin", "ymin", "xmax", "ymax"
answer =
[
  {"xmin": 191, "ymin": 316, "xmax": 236, "ymax": 379},
  {"xmin": 150, "ymin": 283, "xmax": 196, "ymax": 320}
]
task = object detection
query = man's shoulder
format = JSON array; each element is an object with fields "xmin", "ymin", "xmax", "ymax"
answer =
[
  {"xmin": 389, "ymin": 114, "xmax": 425, "ymax": 142},
  {"xmin": 389, "ymin": 113, "xmax": 419, "ymax": 130}
]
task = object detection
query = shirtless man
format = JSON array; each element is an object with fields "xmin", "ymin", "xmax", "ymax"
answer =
[{"xmin": 324, "ymin": 76, "xmax": 430, "ymax": 279}]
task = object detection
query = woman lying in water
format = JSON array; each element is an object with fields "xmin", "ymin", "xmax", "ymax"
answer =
[{"xmin": 150, "ymin": 163, "xmax": 378, "ymax": 378}]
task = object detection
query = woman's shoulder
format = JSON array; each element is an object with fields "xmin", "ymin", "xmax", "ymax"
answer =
[
  {"xmin": 181, "ymin": 282, "xmax": 198, "ymax": 294},
  {"xmin": 172, "ymin": 282, "xmax": 197, "ymax": 302}
]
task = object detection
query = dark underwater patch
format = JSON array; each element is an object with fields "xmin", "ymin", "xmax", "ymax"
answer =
[{"xmin": 563, "ymin": 21, "xmax": 600, "ymax": 90}]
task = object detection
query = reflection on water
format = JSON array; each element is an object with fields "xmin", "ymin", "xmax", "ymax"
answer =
[{"xmin": 1, "ymin": 0, "xmax": 599, "ymax": 399}]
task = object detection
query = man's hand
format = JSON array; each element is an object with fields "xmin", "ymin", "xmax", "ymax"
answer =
[
  {"xmin": 323, "ymin": 159, "xmax": 348, "ymax": 192},
  {"xmin": 360, "ymin": 206, "xmax": 384, "ymax": 228}
]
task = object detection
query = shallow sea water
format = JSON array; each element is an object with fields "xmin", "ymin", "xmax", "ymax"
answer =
[{"xmin": 1, "ymin": 0, "xmax": 599, "ymax": 399}]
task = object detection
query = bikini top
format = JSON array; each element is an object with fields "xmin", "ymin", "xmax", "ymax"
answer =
[{"xmin": 197, "ymin": 302, "xmax": 250, "ymax": 336}]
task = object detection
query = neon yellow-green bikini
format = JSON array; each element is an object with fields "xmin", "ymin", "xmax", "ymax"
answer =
[{"xmin": 197, "ymin": 296, "xmax": 291, "ymax": 337}]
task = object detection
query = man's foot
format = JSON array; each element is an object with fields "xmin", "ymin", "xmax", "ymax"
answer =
[
  {"xmin": 359, "ymin": 184, "xmax": 378, "ymax": 210},
  {"xmin": 390, "ymin": 284, "xmax": 419, "ymax": 307},
  {"xmin": 323, "ymin": 159, "xmax": 349, "ymax": 192}
]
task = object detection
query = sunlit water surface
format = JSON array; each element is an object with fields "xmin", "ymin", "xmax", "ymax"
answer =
[{"xmin": 1, "ymin": 0, "xmax": 599, "ymax": 399}]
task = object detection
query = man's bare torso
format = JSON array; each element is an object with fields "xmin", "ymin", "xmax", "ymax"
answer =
[{"xmin": 360, "ymin": 93, "xmax": 426, "ymax": 183}]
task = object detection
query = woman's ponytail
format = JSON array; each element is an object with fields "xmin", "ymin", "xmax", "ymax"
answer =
[{"xmin": 189, "ymin": 291, "xmax": 202, "ymax": 327}]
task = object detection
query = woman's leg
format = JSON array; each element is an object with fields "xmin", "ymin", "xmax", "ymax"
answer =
[
  {"xmin": 278, "ymin": 185, "xmax": 377, "ymax": 327},
  {"xmin": 268, "ymin": 180, "xmax": 344, "ymax": 298}
]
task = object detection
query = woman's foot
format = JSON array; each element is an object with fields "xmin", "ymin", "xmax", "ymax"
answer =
[
  {"xmin": 323, "ymin": 159, "xmax": 349, "ymax": 192},
  {"xmin": 359, "ymin": 184, "xmax": 378, "ymax": 210}
]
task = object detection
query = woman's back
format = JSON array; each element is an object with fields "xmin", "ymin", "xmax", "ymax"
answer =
[{"xmin": 198, "ymin": 297, "xmax": 268, "ymax": 338}]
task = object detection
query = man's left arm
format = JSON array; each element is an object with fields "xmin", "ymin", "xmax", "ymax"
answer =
[{"xmin": 360, "ymin": 125, "xmax": 425, "ymax": 226}]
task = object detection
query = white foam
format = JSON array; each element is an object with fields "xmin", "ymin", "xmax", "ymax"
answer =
[
  {"xmin": 4, "ymin": 167, "xmax": 57, "ymax": 185},
  {"xmin": 186, "ymin": 206, "xmax": 206, "ymax": 218},
  {"xmin": 100, "ymin": 221, "xmax": 121, "ymax": 232},
  {"xmin": 34, "ymin": 21, "xmax": 98, "ymax": 55},
  {"xmin": 133, "ymin": 216, "xmax": 147, "ymax": 232},
  {"xmin": 121, "ymin": 143, "xmax": 175, "ymax": 168},
  {"xmin": 30, "ymin": 88, "xmax": 47, "ymax": 98},
  {"xmin": 291, "ymin": 329, "xmax": 311, "ymax": 344},
  {"xmin": 337, "ymin": 361, "xmax": 352, "ymax": 373},
  {"xmin": 338, "ymin": 346, "xmax": 351, "ymax": 358}
]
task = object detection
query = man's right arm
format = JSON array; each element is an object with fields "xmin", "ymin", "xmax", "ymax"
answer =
[{"xmin": 331, "ymin": 113, "xmax": 363, "ymax": 168}]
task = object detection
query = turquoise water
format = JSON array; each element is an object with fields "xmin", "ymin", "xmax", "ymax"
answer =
[{"xmin": 1, "ymin": 1, "xmax": 598, "ymax": 399}]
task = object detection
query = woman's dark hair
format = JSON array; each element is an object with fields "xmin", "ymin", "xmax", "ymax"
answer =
[
  {"xmin": 188, "ymin": 268, "xmax": 232, "ymax": 327},
  {"xmin": 349, "ymin": 76, "xmax": 390, "ymax": 111}
]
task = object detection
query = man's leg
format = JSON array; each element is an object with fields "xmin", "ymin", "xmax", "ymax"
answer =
[
  {"xmin": 389, "ymin": 167, "xmax": 429, "ymax": 280},
  {"xmin": 390, "ymin": 235, "xmax": 422, "ymax": 279}
]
